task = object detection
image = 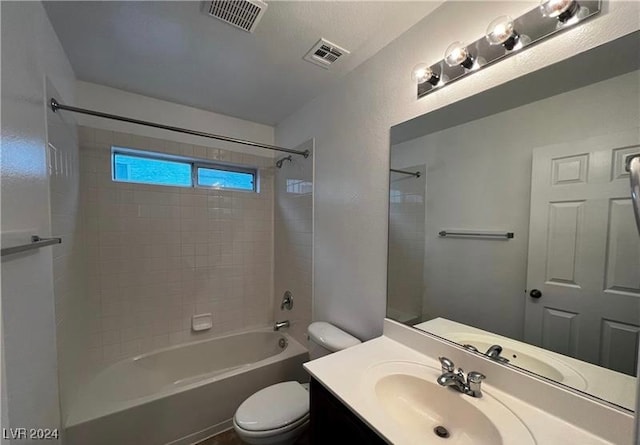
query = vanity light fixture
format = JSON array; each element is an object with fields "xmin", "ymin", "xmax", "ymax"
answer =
[
  {"xmin": 485, "ymin": 16, "xmax": 520, "ymax": 51},
  {"xmin": 413, "ymin": 0, "xmax": 601, "ymax": 99},
  {"xmin": 411, "ymin": 63, "xmax": 440, "ymax": 86},
  {"xmin": 539, "ymin": 0, "xmax": 582, "ymax": 23},
  {"xmin": 444, "ymin": 42, "xmax": 474, "ymax": 69}
]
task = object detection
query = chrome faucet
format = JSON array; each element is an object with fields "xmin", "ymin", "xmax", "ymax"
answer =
[
  {"xmin": 274, "ymin": 320, "xmax": 290, "ymax": 331},
  {"xmin": 485, "ymin": 344, "xmax": 510, "ymax": 363},
  {"xmin": 464, "ymin": 343, "xmax": 510, "ymax": 364},
  {"xmin": 437, "ymin": 357, "xmax": 486, "ymax": 398}
]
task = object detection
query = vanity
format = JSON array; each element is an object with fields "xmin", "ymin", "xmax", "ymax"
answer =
[{"xmin": 305, "ymin": 320, "xmax": 634, "ymax": 444}]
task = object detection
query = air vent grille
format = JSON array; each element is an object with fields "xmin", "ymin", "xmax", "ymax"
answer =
[
  {"xmin": 205, "ymin": 0, "xmax": 268, "ymax": 33},
  {"xmin": 304, "ymin": 38, "xmax": 350, "ymax": 69}
]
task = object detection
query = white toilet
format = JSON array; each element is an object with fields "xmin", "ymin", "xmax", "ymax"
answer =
[{"xmin": 233, "ymin": 322, "xmax": 361, "ymax": 445}]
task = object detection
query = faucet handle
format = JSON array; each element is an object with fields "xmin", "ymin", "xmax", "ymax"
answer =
[
  {"xmin": 467, "ymin": 371, "xmax": 486, "ymax": 383},
  {"xmin": 466, "ymin": 371, "xmax": 486, "ymax": 398},
  {"xmin": 438, "ymin": 356, "xmax": 455, "ymax": 373},
  {"xmin": 463, "ymin": 344, "xmax": 479, "ymax": 353}
]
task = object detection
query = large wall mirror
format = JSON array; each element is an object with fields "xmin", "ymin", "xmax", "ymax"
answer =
[{"xmin": 388, "ymin": 31, "xmax": 640, "ymax": 411}]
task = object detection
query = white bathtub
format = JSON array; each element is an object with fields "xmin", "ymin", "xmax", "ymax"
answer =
[{"xmin": 65, "ymin": 328, "xmax": 308, "ymax": 445}]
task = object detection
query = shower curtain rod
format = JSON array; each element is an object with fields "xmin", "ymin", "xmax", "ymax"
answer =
[{"xmin": 50, "ymin": 98, "xmax": 310, "ymax": 158}]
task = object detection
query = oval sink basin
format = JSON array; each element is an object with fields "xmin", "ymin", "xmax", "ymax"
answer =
[
  {"xmin": 363, "ymin": 361, "xmax": 535, "ymax": 445},
  {"xmin": 447, "ymin": 333, "xmax": 587, "ymax": 390}
]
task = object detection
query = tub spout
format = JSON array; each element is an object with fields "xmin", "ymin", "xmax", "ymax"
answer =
[{"xmin": 274, "ymin": 320, "xmax": 290, "ymax": 331}]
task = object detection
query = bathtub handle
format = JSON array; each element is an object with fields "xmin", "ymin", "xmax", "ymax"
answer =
[{"xmin": 280, "ymin": 291, "xmax": 294, "ymax": 311}]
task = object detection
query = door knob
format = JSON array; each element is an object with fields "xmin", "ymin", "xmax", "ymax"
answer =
[{"xmin": 529, "ymin": 289, "xmax": 542, "ymax": 299}]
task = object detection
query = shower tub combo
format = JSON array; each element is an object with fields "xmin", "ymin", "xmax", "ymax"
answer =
[{"xmin": 64, "ymin": 328, "xmax": 308, "ymax": 445}]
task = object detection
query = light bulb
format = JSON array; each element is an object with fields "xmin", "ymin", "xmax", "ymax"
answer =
[
  {"xmin": 411, "ymin": 63, "xmax": 439, "ymax": 85},
  {"xmin": 444, "ymin": 42, "xmax": 474, "ymax": 69},
  {"xmin": 485, "ymin": 16, "xmax": 520, "ymax": 50},
  {"xmin": 540, "ymin": 0, "xmax": 580, "ymax": 23},
  {"xmin": 411, "ymin": 63, "xmax": 430, "ymax": 84}
]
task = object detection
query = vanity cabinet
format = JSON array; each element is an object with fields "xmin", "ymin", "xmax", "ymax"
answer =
[{"xmin": 309, "ymin": 378, "xmax": 386, "ymax": 444}]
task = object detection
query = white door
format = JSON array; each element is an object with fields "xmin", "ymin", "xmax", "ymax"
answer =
[{"xmin": 524, "ymin": 129, "xmax": 640, "ymax": 374}]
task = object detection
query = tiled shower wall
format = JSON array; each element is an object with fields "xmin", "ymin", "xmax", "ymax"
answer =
[
  {"xmin": 273, "ymin": 141, "xmax": 313, "ymax": 345},
  {"xmin": 78, "ymin": 126, "xmax": 274, "ymax": 365},
  {"xmin": 387, "ymin": 164, "xmax": 425, "ymax": 325}
]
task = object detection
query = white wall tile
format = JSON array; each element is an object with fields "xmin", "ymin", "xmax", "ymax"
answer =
[{"xmin": 79, "ymin": 127, "xmax": 274, "ymax": 366}]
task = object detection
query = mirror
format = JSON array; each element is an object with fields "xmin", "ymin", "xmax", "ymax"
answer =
[{"xmin": 388, "ymin": 32, "xmax": 640, "ymax": 411}]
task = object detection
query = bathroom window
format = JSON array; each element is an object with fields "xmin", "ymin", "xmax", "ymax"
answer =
[
  {"xmin": 113, "ymin": 153, "xmax": 192, "ymax": 187},
  {"xmin": 112, "ymin": 148, "xmax": 257, "ymax": 191},
  {"xmin": 196, "ymin": 165, "xmax": 255, "ymax": 191}
]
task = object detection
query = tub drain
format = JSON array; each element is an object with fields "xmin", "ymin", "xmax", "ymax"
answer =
[{"xmin": 434, "ymin": 426, "xmax": 450, "ymax": 438}]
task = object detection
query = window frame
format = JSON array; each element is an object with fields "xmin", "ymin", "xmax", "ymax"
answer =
[{"xmin": 111, "ymin": 147, "xmax": 258, "ymax": 192}]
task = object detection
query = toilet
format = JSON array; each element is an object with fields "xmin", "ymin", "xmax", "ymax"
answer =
[{"xmin": 233, "ymin": 322, "xmax": 361, "ymax": 445}]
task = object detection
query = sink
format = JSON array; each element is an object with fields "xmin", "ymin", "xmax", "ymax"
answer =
[
  {"xmin": 447, "ymin": 332, "xmax": 587, "ymax": 390},
  {"xmin": 362, "ymin": 361, "xmax": 535, "ymax": 445}
]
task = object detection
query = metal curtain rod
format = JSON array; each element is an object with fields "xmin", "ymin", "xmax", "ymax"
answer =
[
  {"xmin": 390, "ymin": 168, "xmax": 421, "ymax": 178},
  {"xmin": 50, "ymin": 98, "xmax": 310, "ymax": 158}
]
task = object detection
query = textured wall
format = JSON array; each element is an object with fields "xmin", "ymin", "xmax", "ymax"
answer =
[
  {"xmin": 274, "ymin": 1, "xmax": 640, "ymax": 341},
  {"xmin": 1, "ymin": 1, "xmax": 77, "ymax": 440},
  {"xmin": 78, "ymin": 127, "xmax": 274, "ymax": 366}
]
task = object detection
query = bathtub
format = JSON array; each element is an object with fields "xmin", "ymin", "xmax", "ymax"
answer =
[{"xmin": 64, "ymin": 328, "xmax": 308, "ymax": 445}]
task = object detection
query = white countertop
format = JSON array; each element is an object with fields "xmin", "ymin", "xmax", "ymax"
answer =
[{"xmin": 304, "ymin": 335, "xmax": 622, "ymax": 445}]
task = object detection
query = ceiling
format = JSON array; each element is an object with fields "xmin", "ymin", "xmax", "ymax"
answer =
[{"xmin": 44, "ymin": 1, "xmax": 442, "ymax": 126}]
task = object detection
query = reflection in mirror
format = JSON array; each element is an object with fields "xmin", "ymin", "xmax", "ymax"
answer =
[{"xmin": 388, "ymin": 32, "xmax": 640, "ymax": 411}]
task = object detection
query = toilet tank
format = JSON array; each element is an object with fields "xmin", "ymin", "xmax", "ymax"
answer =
[{"xmin": 307, "ymin": 322, "xmax": 361, "ymax": 360}]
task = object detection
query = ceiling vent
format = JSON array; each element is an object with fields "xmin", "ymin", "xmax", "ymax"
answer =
[
  {"xmin": 204, "ymin": 0, "xmax": 268, "ymax": 33},
  {"xmin": 304, "ymin": 38, "xmax": 350, "ymax": 69}
]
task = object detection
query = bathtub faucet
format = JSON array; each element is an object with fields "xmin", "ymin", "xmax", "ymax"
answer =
[{"xmin": 274, "ymin": 320, "xmax": 290, "ymax": 331}]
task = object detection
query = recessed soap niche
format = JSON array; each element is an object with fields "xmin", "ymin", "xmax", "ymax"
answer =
[{"xmin": 192, "ymin": 313, "xmax": 213, "ymax": 332}]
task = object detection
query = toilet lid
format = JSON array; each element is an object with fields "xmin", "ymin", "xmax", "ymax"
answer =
[{"xmin": 235, "ymin": 381, "xmax": 309, "ymax": 432}]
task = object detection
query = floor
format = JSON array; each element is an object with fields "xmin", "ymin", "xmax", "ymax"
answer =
[{"xmin": 197, "ymin": 429, "xmax": 310, "ymax": 445}]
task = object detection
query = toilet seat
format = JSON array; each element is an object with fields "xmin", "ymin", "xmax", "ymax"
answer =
[
  {"xmin": 233, "ymin": 412, "xmax": 309, "ymax": 439},
  {"xmin": 234, "ymin": 381, "xmax": 309, "ymax": 435}
]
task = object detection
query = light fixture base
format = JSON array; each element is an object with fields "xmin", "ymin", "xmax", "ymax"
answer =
[{"xmin": 417, "ymin": 0, "xmax": 601, "ymax": 99}]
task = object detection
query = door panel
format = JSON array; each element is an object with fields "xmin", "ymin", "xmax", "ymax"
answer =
[
  {"xmin": 552, "ymin": 154, "xmax": 588, "ymax": 185},
  {"xmin": 545, "ymin": 201, "xmax": 584, "ymax": 286},
  {"xmin": 605, "ymin": 199, "xmax": 640, "ymax": 294},
  {"xmin": 600, "ymin": 320, "xmax": 640, "ymax": 375},
  {"xmin": 541, "ymin": 308, "xmax": 579, "ymax": 356},
  {"xmin": 525, "ymin": 129, "xmax": 640, "ymax": 369}
]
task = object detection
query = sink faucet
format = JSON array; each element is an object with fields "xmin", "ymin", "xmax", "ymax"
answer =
[
  {"xmin": 437, "ymin": 357, "xmax": 486, "ymax": 398},
  {"xmin": 485, "ymin": 345, "xmax": 510, "ymax": 363},
  {"xmin": 274, "ymin": 320, "xmax": 290, "ymax": 331}
]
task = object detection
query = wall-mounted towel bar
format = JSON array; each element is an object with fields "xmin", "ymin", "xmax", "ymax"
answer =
[
  {"xmin": 438, "ymin": 230, "xmax": 514, "ymax": 239},
  {"xmin": 390, "ymin": 168, "xmax": 421, "ymax": 178},
  {"xmin": 1, "ymin": 235, "xmax": 62, "ymax": 257}
]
